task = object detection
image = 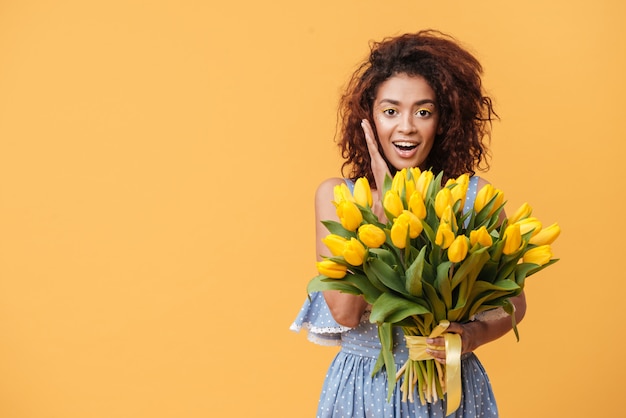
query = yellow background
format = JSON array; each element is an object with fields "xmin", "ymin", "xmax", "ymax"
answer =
[{"xmin": 0, "ymin": 1, "xmax": 624, "ymax": 417}]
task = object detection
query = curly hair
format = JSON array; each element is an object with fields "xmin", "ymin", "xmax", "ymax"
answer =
[{"xmin": 337, "ymin": 30, "xmax": 497, "ymax": 186}]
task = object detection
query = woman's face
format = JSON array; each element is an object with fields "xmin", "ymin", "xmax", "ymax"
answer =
[{"xmin": 372, "ymin": 73, "xmax": 440, "ymax": 171}]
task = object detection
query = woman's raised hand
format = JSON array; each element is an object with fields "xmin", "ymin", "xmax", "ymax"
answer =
[{"xmin": 361, "ymin": 119, "xmax": 391, "ymax": 223}]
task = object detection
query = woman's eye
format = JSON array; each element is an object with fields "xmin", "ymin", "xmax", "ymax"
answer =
[
  {"xmin": 382, "ymin": 108, "xmax": 397, "ymax": 116},
  {"xmin": 416, "ymin": 108, "xmax": 432, "ymax": 117}
]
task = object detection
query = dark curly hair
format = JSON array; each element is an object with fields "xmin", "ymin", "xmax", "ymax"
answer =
[{"xmin": 337, "ymin": 30, "xmax": 497, "ymax": 186}]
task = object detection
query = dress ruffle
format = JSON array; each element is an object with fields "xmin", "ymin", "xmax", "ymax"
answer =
[{"xmin": 290, "ymin": 291, "xmax": 352, "ymax": 346}]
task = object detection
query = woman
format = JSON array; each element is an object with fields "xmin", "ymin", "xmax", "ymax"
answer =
[{"xmin": 292, "ymin": 30, "xmax": 526, "ymax": 417}]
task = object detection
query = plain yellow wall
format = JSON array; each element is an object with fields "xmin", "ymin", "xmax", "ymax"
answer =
[{"xmin": 1, "ymin": 1, "xmax": 624, "ymax": 417}]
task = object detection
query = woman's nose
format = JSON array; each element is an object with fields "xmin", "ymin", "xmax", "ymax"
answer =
[{"xmin": 398, "ymin": 114, "xmax": 416, "ymax": 133}]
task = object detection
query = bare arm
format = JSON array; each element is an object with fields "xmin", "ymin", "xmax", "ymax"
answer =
[
  {"xmin": 444, "ymin": 292, "xmax": 527, "ymax": 354},
  {"xmin": 316, "ymin": 178, "xmax": 368, "ymax": 328}
]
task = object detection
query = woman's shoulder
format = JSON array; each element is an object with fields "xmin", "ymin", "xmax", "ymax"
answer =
[{"xmin": 315, "ymin": 177, "xmax": 346, "ymax": 198}]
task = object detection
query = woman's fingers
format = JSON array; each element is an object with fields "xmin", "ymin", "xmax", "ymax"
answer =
[{"xmin": 361, "ymin": 119, "xmax": 390, "ymax": 187}]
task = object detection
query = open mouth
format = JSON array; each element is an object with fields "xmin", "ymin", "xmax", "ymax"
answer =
[{"xmin": 393, "ymin": 141, "xmax": 418, "ymax": 151}]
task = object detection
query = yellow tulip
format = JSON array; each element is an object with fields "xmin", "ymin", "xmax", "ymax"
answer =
[
  {"xmin": 435, "ymin": 188, "xmax": 453, "ymax": 218},
  {"xmin": 469, "ymin": 226, "xmax": 493, "ymax": 247},
  {"xmin": 502, "ymin": 224, "xmax": 522, "ymax": 255},
  {"xmin": 439, "ymin": 205, "xmax": 458, "ymax": 231},
  {"xmin": 343, "ymin": 238, "xmax": 366, "ymax": 266},
  {"xmin": 333, "ymin": 183, "xmax": 354, "ymax": 204},
  {"xmin": 408, "ymin": 190, "xmax": 427, "ymax": 219},
  {"xmin": 508, "ymin": 202, "xmax": 533, "ymax": 224},
  {"xmin": 390, "ymin": 215, "xmax": 410, "ymax": 249},
  {"xmin": 451, "ymin": 174, "xmax": 470, "ymax": 206},
  {"xmin": 316, "ymin": 259, "xmax": 348, "ymax": 279},
  {"xmin": 448, "ymin": 235, "xmax": 469, "ymax": 263},
  {"xmin": 402, "ymin": 210, "xmax": 423, "ymax": 238},
  {"xmin": 391, "ymin": 168, "xmax": 407, "ymax": 195},
  {"xmin": 358, "ymin": 224, "xmax": 387, "ymax": 248},
  {"xmin": 415, "ymin": 170, "xmax": 434, "ymax": 198},
  {"xmin": 523, "ymin": 245, "xmax": 553, "ymax": 266},
  {"xmin": 474, "ymin": 184, "xmax": 494, "ymax": 213},
  {"xmin": 474, "ymin": 184, "xmax": 504, "ymax": 216},
  {"xmin": 409, "ymin": 167, "xmax": 422, "ymax": 182},
  {"xmin": 353, "ymin": 177, "xmax": 373, "ymax": 207},
  {"xmin": 435, "ymin": 222, "xmax": 455, "ymax": 249},
  {"xmin": 529, "ymin": 223, "xmax": 561, "ymax": 246},
  {"xmin": 336, "ymin": 200, "xmax": 363, "ymax": 232},
  {"xmin": 516, "ymin": 217, "xmax": 542, "ymax": 237},
  {"xmin": 383, "ymin": 190, "xmax": 404, "ymax": 219},
  {"xmin": 322, "ymin": 234, "xmax": 348, "ymax": 256}
]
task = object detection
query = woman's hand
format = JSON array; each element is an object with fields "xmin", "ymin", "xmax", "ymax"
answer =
[
  {"xmin": 425, "ymin": 322, "xmax": 478, "ymax": 364},
  {"xmin": 424, "ymin": 293, "xmax": 527, "ymax": 364},
  {"xmin": 362, "ymin": 119, "xmax": 391, "ymax": 223}
]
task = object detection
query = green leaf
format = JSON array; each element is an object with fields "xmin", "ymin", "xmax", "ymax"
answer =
[
  {"xmin": 342, "ymin": 273, "xmax": 383, "ymax": 304},
  {"xmin": 306, "ymin": 275, "xmax": 363, "ymax": 296},
  {"xmin": 377, "ymin": 323, "xmax": 397, "ymax": 402},
  {"xmin": 465, "ymin": 280, "xmax": 521, "ymax": 319},
  {"xmin": 405, "ymin": 247, "xmax": 426, "ymax": 296},
  {"xmin": 435, "ymin": 261, "xmax": 453, "ymax": 308},
  {"xmin": 422, "ymin": 281, "xmax": 446, "ymax": 323},
  {"xmin": 364, "ymin": 258, "xmax": 407, "ymax": 296},
  {"xmin": 450, "ymin": 248, "xmax": 490, "ymax": 290},
  {"xmin": 321, "ymin": 220, "xmax": 355, "ymax": 238},
  {"xmin": 476, "ymin": 260, "xmax": 498, "ymax": 283},
  {"xmin": 370, "ymin": 292, "xmax": 431, "ymax": 324},
  {"xmin": 420, "ymin": 219, "xmax": 436, "ymax": 244},
  {"xmin": 368, "ymin": 248, "xmax": 398, "ymax": 267},
  {"xmin": 502, "ymin": 299, "xmax": 520, "ymax": 341}
]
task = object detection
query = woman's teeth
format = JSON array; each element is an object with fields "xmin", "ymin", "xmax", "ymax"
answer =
[{"xmin": 393, "ymin": 142, "xmax": 417, "ymax": 151}]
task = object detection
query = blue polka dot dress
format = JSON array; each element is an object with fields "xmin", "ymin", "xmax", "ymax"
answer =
[{"xmin": 291, "ymin": 176, "xmax": 500, "ymax": 417}]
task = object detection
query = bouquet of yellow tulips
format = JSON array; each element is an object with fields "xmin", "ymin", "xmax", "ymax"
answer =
[{"xmin": 307, "ymin": 168, "xmax": 560, "ymax": 414}]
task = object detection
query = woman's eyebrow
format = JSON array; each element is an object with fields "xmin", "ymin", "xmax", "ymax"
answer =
[{"xmin": 377, "ymin": 98, "xmax": 436, "ymax": 106}]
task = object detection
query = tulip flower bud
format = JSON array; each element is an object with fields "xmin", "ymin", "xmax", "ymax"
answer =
[
  {"xmin": 469, "ymin": 226, "xmax": 493, "ymax": 247},
  {"xmin": 408, "ymin": 191, "xmax": 427, "ymax": 219},
  {"xmin": 415, "ymin": 170, "xmax": 434, "ymax": 198},
  {"xmin": 336, "ymin": 200, "xmax": 363, "ymax": 232},
  {"xmin": 523, "ymin": 245, "xmax": 553, "ymax": 266},
  {"xmin": 358, "ymin": 224, "xmax": 387, "ymax": 248},
  {"xmin": 448, "ymin": 235, "xmax": 469, "ymax": 263},
  {"xmin": 474, "ymin": 184, "xmax": 495, "ymax": 213},
  {"xmin": 353, "ymin": 177, "xmax": 373, "ymax": 207},
  {"xmin": 316, "ymin": 259, "xmax": 348, "ymax": 279},
  {"xmin": 435, "ymin": 188, "xmax": 453, "ymax": 218},
  {"xmin": 333, "ymin": 183, "xmax": 354, "ymax": 204},
  {"xmin": 402, "ymin": 210, "xmax": 423, "ymax": 238},
  {"xmin": 390, "ymin": 215, "xmax": 410, "ymax": 249},
  {"xmin": 391, "ymin": 169, "xmax": 407, "ymax": 196},
  {"xmin": 343, "ymin": 238, "xmax": 366, "ymax": 266},
  {"xmin": 508, "ymin": 202, "xmax": 533, "ymax": 224},
  {"xmin": 516, "ymin": 217, "xmax": 542, "ymax": 237},
  {"xmin": 383, "ymin": 190, "xmax": 404, "ymax": 219},
  {"xmin": 439, "ymin": 204, "xmax": 457, "ymax": 231},
  {"xmin": 409, "ymin": 167, "xmax": 422, "ymax": 182},
  {"xmin": 445, "ymin": 174, "xmax": 469, "ymax": 207},
  {"xmin": 502, "ymin": 224, "xmax": 523, "ymax": 255},
  {"xmin": 474, "ymin": 184, "xmax": 504, "ymax": 216},
  {"xmin": 435, "ymin": 222, "xmax": 455, "ymax": 249},
  {"xmin": 322, "ymin": 234, "xmax": 348, "ymax": 256},
  {"xmin": 529, "ymin": 223, "xmax": 561, "ymax": 246}
]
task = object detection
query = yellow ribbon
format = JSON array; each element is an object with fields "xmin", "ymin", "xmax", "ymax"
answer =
[{"xmin": 404, "ymin": 320, "xmax": 462, "ymax": 417}]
